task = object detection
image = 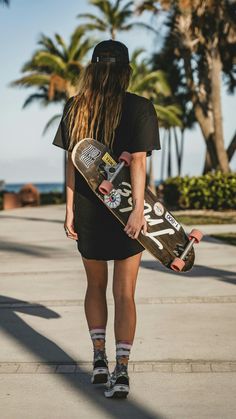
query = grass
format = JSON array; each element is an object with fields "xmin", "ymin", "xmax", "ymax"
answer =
[
  {"xmin": 211, "ymin": 233, "xmax": 236, "ymax": 246},
  {"xmin": 172, "ymin": 213, "xmax": 236, "ymax": 225}
]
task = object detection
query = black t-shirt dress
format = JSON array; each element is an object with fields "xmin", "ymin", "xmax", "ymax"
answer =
[{"xmin": 52, "ymin": 91, "xmax": 161, "ymax": 260}]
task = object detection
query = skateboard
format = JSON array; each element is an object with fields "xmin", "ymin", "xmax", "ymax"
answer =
[{"xmin": 71, "ymin": 138, "xmax": 203, "ymax": 272}]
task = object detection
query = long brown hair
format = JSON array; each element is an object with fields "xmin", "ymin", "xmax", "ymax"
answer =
[{"xmin": 64, "ymin": 62, "xmax": 132, "ymax": 152}]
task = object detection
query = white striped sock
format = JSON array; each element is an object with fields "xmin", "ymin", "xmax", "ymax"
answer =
[
  {"xmin": 89, "ymin": 328, "xmax": 106, "ymax": 340},
  {"xmin": 89, "ymin": 328, "xmax": 106, "ymax": 355},
  {"xmin": 116, "ymin": 341, "xmax": 132, "ymax": 366}
]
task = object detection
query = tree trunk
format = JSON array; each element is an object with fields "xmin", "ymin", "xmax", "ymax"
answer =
[
  {"xmin": 179, "ymin": 128, "xmax": 185, "ymax": 175},
  {"xmin": 227, "ymin": 131, "xmax": 236, "ymax": 162},
  {"xmin": 173, "ymin": 127, "xmax": 181, "ymax": 175},
  {"xmin": 167, "ymin": 129, "xmax": 171, "ymax": 178},
  {"xmin": 182, "ymin": 48, "xmax": 218, "ymax": 171},
  {"xmin": 210, "ymin": 47, "xmax": 230, "ymax": 173},
  {"xmin": 194, "ymin": 105, "xmax": 219, "ymax": 171},
  {"xmin": 111, "ymin": 27, "xmax": 116, "ymax": 40},
  {"xmin": 203, "ymin": 149, "xmax": 213, "ymax": 174},
  {"xmin": 62, "ymin": 151, "xmax": 67, "ymax": 203},
  {"xmin": 148, "ymin": 154, "xmax": 156, "ymax": 194},
  {"xmin": 160, "ymin": 129, "xmax": 166, "ymax": 181}
]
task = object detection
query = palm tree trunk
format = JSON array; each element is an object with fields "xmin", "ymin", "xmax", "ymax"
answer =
[
  {"xmin": 203, "ymin": 150, "xmax": 212, "ymax": 174},
  {"xmin": 173, "ymin": 127, "xmax": 181, "ymax": 175},
  {"xmin": 62, "ymin": 151, "xmax": 67, "ymax": 203},
  {"xmin": 194, "ymin": 106, "xmax": 219, "ymax": 172},
  {"xmin": 182, "ymin": 47, "xmax": 219, "ymax": 172},
  {"xmin": 227, "ymin": 131, "xmax": 236, "ymax": 162},
  {"xmin": 167, "ymin": 129, "xmax": 171, "ymax": 178},
  {"xmin": 111, "ymin": 27, "xmax": 116, "ymax": 40},
  {"xmin": 179, "ymin": 128, "xmax": 184, "ymax": 175},
  {"xmin": 210, "ymin": 46, "xmax": 230, "ymax": 173},
  {"xmin": 160, "ymin": 129, "xmax": 166, "ymax": 181},
  {"xmin": 148, "ymin": 155, "xmax": 156, "ymax": 194}
]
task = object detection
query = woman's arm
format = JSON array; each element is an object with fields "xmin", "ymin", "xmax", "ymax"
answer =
[
  {"xmin": 123, "ymin": 152, "xmax": 147, "ymax": 239},
  {"xmin": 64, "ymin": 152, "xmax": 78, "ymax": 240}
]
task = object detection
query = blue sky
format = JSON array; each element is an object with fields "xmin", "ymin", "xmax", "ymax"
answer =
[{"xmin": 0, "ymin": 0, "xmax": 235, "ymax": 184}]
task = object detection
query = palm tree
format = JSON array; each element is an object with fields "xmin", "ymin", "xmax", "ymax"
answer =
[
  {"xmin": 129, "ymin": 49, "xmax": 183, "ymax": 190},
  {"xmin": 129, "ymin": 49, "xmax": 182, "ymax": 127},
  {"xmin": 77, "ymin": 0, "xmax": 156, "ymax": 40},
  {"xmin": 10, "ymin": 27, "xmax": 95, "ymax": 201},
  {"xmin": 137, "ymin": 0, "xmax": 236, "ymax": 173},
  {"xmin": 10, "ymin": 27, "xmax": 95, "ymax": 104}
]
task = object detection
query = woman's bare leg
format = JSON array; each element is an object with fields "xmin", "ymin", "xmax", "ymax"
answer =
[
  {"xmin": 82, "ymin": 257, "xmax": 108, "ymax": 329},
  {"xmin": 113, "ymin": 251, "xmax": 143, "ymax": 343}
]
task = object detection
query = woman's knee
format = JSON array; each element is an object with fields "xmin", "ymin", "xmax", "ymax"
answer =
[
  {"xmin": 86, "ymin": 280, "xmax": 107, "ymax": 295},
  {"xmin": 113, "ymin": 284, "xmax": 135, "ymax": 303}
]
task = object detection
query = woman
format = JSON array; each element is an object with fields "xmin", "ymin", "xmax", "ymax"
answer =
[{"xmin": 52, "ymin": 39, "xmax": 161, "ymax": 399}]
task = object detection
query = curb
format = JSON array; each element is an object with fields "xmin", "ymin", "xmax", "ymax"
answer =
[
  {"xmin": 1, "ymin": 295, "xmax": 236, "ymax": 309},
  {"xmin": 0, "ymin": 360, "xmax": 236, "ymax": 374}
]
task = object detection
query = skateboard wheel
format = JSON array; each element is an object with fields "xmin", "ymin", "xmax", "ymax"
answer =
[
  {"xmin": 189, "ymin": 229, "xmax": 203, "ymax": 244},
  {"xmin": 99, "ymin": 180, "xmax": 113, "ymax": 195},
  {"xmin": 119, "ymin": 151, "xmax": 132, "ymax": 167},
  {"xmin": 170, "ymin": 258, "xmax": 185, "ymax": 272}
]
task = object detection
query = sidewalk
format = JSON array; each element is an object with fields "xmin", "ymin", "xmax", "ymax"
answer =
[{"xmin": 0, "ymin": 204, "xmax": 236, "ymax": 419}]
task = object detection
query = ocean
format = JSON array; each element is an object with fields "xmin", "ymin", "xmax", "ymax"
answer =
[
  {"xmin": 1, "ymin": 183, "xmax": 63, "ymax": 193},
  {"xmin": 1, "ymin": 179, "xmax": 161, "ymax": 194}
]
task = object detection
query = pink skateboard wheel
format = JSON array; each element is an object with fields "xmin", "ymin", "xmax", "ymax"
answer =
[
  {"xmin": 189, "ymin": 229, "xmax": 203, "ymax": 244},
  {"xmin": 99, "ymin": 180, "xmax": 113, "ymax": 195},
  {"xmin": 119, "ymin": 151, "xmax": 132, "ymax": 167},
  {"xmin": 170, "ymin": 257, "xmax": 185, "ymax": 272}
]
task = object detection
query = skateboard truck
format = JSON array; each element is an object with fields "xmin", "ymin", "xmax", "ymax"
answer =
[
  {"xmin": 170, "ymin": 229, "xmax": 203, "ymax": 272},
  {"xmin": 99, "ymin": 151, "xmax": 132, "ymax": 195}
]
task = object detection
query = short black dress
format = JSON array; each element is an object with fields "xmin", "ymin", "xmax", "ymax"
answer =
[{"xmin": 52, "ymin": 91, "xmax": 161, "ymax": 260}]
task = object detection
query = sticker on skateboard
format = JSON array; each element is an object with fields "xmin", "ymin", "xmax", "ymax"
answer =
[
  {"xmin": 71, "ymin": 138, "xmax": 203, "ymax": 272},
  {"xmin": 80, "ymin": 144, "xmax": 101, "ymax": 168}
]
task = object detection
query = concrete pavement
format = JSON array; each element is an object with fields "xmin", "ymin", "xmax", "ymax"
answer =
[{"xmin": 0, "ymin": 204, "xmax": 236, "ymax": 419}]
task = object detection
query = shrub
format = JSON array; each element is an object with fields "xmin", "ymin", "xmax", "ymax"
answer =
[
  {"xmin": 161, "ymin": 171, "xmax": 236, "ymax": 210},
  {"xmin": 40, "ymin": 192, "xmax": 64, "ymax": 205}
]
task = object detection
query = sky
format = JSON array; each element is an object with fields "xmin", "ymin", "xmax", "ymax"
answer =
[{"xmin": 0, "ymin": 0, "xmax": 235, "ymax": 184}]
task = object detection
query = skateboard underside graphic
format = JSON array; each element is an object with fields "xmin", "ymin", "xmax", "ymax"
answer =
[{"xmin": 72, "ymin": 138, "xmax": 203, "ymax": 272}]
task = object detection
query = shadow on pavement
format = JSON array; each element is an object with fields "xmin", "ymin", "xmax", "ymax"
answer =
[
  {"xmin": 0, "ymin": 214, "xmax": 62, "ymax": 224},
  {"xmin": 140, "ymin": 261, "xmax": 236, "ymax": 285},
  {"xmin": 201, "ymin": 235, "xmax": 234, "ymax": 245},
  {"xmin": 0, "ymin": 295, "xmax": 165, "ymax": 419},
  {"xmin": 0, "ymin": 239, "xmax": 57, "ymax": 257}
]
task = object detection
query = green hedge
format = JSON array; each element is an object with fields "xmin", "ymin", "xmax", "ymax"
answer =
[
  {"xmin": 39, "ymin": 192, "xmax": 64, "ymax": 205},
  {"xmin": 161, "ymin": 172, "xmax": 236, "ymax": 210}
]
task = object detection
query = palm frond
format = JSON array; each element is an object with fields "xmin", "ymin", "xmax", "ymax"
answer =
[
  {"xmin": 73, "ymin": 37, "xmax": 96, "ymax": 62},
  {"xmin": 9, "ymin": 74, "xmax": 50, "ymax": 88},
  {"xmin": 33, "ymin": 51, "xmax": 66, "ymax": 73},
  {"xmin": 22, "ymin": 92, "xmax": 49, "ymax": 109},
  {"xmin": 130, "ymin": 21, "xmax": 159, "ymax": 35},
  {"xmin": 37, "ymin": 33, "xmax": 64, "ymax": 58},
  {"xmin": 135, "ymin": 0, "xmax": 160, "ymax": 15},
  {"xmin": 130, "ymin": 48, "xmax": 146, "ymax": 62},
  {"xmin": 42, "ymin": 114, "xmax": 62, "ymax": 135},
  {"xmin": 154, "ymin": 104, "xmax": 183, "ymax": 128},
  {"xmin": 0, "ymin": 0, "xmax": 10, "ymax": 6},
  {"xmin": 54, "ymin": 34, "xmax": 68, "ymax": 59}
]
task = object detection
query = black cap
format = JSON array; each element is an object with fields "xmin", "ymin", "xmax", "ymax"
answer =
[{"xmin": 91, "ymin": 40, "xmax": 129, "ymax": 64}]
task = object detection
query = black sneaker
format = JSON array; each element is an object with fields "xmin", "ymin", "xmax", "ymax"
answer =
[
  {"xmin": 104, "ymin": 364, "xmax": 129, "ymax": 398},
  {"xmin": 91, "ymin": 350, "xmax": 109, "ymax": 384}
]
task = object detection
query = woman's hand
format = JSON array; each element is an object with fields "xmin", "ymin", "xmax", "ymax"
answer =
[
  {"xmin": 124, "ymin": 209, "xmax": 147, "ymax": 240},
  {"xmin": 64, "ymin": 209, "xmax": 78, "ymax": 240}
]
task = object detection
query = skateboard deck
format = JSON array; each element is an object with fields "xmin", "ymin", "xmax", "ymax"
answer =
[{"xmin": 71, "ymin": 138, "xmax": 198, "ymax": 272}]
